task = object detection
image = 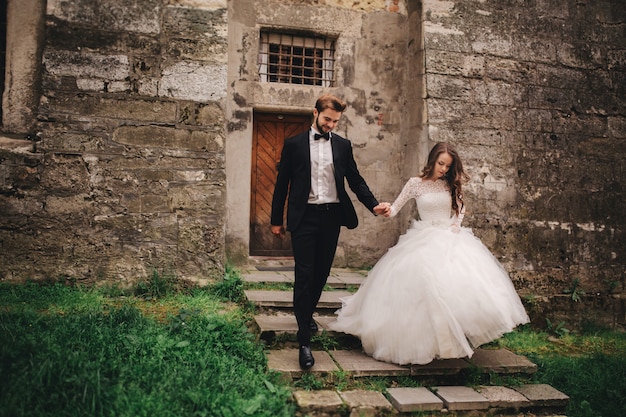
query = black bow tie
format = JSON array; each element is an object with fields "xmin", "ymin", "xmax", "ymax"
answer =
[{"xmin": 314, "ymin": 132, "xmax": 330, "ymax": 141}]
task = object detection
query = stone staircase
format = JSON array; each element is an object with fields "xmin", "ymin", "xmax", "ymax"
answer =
[{"xmin": 242, "ymin": 264, "xmax": 570, "ymax": 416}]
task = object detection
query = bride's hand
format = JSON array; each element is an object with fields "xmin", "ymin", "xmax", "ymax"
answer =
[
  {"xmin": 374, "ymin": 202, "xmax": 391, "ymax": 217},
  {"xmin": 450, "ymin": 224, "xmax": 460, "ymax": 233}
]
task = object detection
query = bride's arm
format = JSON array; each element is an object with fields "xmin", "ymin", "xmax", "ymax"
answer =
[
  {"xmin": 451, "ymin": 196, "xmax": 466, "ymax": 232},
  {"xmin": 389, "ymin": 178, "xmax": 420, "ymax": 218}
]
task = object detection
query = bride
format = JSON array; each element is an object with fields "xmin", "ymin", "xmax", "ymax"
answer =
[{"xmin": 329, "ymin": 142, "xmax": 529, "ymax": 365}]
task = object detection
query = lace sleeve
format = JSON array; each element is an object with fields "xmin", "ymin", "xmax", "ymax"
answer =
[
  {"xmin": 453, "ymin": 197, "xmax": 465, "ymax": 226},
  {"xmin": 389, "ymin": 177, "xmax": 421, "ymax": 218}
]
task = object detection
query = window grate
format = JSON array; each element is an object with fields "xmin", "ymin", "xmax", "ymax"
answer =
[{"xmin": 258, "ymin": 32, "xmax": 336, "ymax": 87}]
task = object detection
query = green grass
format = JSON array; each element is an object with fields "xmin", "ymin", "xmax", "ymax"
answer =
[
  {"xmin": 1, "ymin": 270, "xmax": 625, "ymax": 417},
  {"xmin": 0, "ymin": 276, "xmax": 294, "ymax": 417},
  {"xmin": 496, "ymin": 324, "xmax": 626, "ymax": 417}
]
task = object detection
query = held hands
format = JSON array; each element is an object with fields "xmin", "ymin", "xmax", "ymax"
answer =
[
  {"xmin": 374, "ymin": 202, "xmax": 392, "ymax": 217},
  {"xmin": 450, "ymin": 224, "xmax": 461, "ymax": 234}
]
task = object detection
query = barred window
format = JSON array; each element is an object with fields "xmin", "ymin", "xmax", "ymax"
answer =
[{"xmin": 258, "ymin": 31, "xmax": 336, "ymax": 87}]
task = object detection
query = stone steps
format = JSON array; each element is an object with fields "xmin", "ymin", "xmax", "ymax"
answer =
[
  {"xmin": 244, "ymin": 289, "xmax": 353, "ymax": 309},
  {"xmin": 294, "ymin": 384, "xmax": 569, "ymax": 416},
  {"xmin": 242, "ymin": 267, "xmax": 570, "ymax": 416}
]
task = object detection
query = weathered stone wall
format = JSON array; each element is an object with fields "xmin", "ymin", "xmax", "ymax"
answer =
[
  {"xmin": 1, "ymin": 0, "xmax": 229, "ymax": 283},
  {"xmin": 0, "ymin": 0, "xmax": 624, "ymax": 326},
  {"xmin": 422, "ymin": 0, "xmax": 625, "ymax": 323},
  {"xmin": 225, "ymin": 0, "xmax": 423, "ymax": 267}
]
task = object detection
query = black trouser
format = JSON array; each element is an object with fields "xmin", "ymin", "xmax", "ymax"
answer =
[{"xmin": 290, "ymin": 204, "xmax": 341, "ymax": 346}]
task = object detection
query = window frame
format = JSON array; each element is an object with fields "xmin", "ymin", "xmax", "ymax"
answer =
[{"xmin": 258, "ymin": 31, "xmax": 336, "ymax": 87}]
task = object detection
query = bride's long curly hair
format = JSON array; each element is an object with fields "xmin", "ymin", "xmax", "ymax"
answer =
[{"xmin": 420, "ymin": 142, "xmax": 469, "ymax": 215}]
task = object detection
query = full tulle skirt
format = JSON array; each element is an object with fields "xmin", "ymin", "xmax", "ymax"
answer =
[{"xmin": 329, "ymin": 220, "xmax": 530, "ymax": 365}]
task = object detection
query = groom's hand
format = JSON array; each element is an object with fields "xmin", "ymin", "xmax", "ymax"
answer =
[
  {"xmin": 374, "ymin": 203, "xmax": 391, "ymax": 217},
  {"xmin": 271, "ymin": 225, "xmax": 285, "ymax": 238}
]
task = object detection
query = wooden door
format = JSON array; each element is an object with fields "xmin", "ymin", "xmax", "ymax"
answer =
[{"xmin": 250, "ymin": 112, "xmax": 311, "ymax": 256}]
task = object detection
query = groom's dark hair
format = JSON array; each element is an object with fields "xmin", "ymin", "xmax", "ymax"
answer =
[{"xmin": 315, "ymin": 94, "xmax": 347, "ymax": 113}]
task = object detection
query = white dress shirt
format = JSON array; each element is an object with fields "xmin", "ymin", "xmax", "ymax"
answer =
[{"xmin": 308, "ymin": 128, "xmax": 339, "ymax": 204}]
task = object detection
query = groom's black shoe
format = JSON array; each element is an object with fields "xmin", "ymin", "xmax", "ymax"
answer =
[
  {"xmin": 309, "ymin": 320, "xmax": 318, "ymax": 332},
  {"xmin": 299, "ymin": 345, "xmax": 315, "ymax": 369}
]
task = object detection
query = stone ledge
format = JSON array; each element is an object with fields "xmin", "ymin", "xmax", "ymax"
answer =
[{"xmin": 0, "ymin": 136, "xmax": 36, "ymax": 153}]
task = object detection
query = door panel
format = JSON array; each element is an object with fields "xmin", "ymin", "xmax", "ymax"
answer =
[{"xmin": 250, "ymin": 112, "xmax": 310, "ymax": 256}]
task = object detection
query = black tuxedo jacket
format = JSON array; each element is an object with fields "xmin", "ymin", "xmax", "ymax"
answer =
[{"xmin": 271, "ymin": 131, "xmax": 379, "ymax": 231}]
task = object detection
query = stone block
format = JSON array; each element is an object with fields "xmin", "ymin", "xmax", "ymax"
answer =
[
  {"xmin": 48, "ymin": 0, "xmax": 161, "ymax": 33},
  {"xmin": 330, "ymin": 350, "xmax": 409, "ymax": 377},
  {"xmin": 169, "ymin": 184, "xmax": 223, "ymax": 212},
  {"xmin": 387, "ymin": 387, "xmax": 443, "ymax": 412},
  {"xmin": 242, "ymin": 270, "xmax": 293, "ymax": 284},
  {"xmin": 293, "ymin": 390, "xmax": 343, "ymax": 413},
  {"xmin": 160, "ymin": 61, "xmax": 227, "ymax": 102},
  {"xmin": 410, "ymin": 358, "xmax": 470, "ymax": 376},
  {"xmin": 467, "ymin": 348, "xmax": 537, "ymax": 374},
  {"xmin": 432, "ymin": 386, "xmax": 489, "ymax": 411},
  {"xmin": 245, "ymin": 290, "xmax": 351, "ymax": 309},
  {"xmin": 267, "ymin": 349, "xmax": 339, "ymax": 378},
  {"xmin": 254, "ymin": 314, "xmax": 299, "ymax": 334},
  {"xmin": 428, "ymin": 73, "xmax": 472, "ymax": 102},
  {"xmin": 514, "ymin": 384, "xmax": 570, "ymax": 407},
  {"xmin": 113, "ymin": 126, "xmax": 219, "ymax": 151},
  {"xmin": 44, "ymin": 94, "xmax": 178, "ymax": 123},
  {"xmin": 476, "ymin": 385, "xmax": 532, "ymax": 409},
  {"xmin": 339, "ymin": 390, "xmax": 393, "ymax": 416},
  {"xmin": 44, "ymin": 50, "xmax": 130, "ymax": 80},
  {"xmin": 140, "ymin": 194, "xmax": 170, "ymax": 213}
]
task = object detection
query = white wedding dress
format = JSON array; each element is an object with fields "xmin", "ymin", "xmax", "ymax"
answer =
[{"xmin": 330, "ymin": 177, "xmax": 529, "ymax": 365}]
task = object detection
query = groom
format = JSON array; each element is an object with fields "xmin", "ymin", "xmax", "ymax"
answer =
[{"xmin": 270, "ymin": 94, "xmax": 389, "ymax": 369}]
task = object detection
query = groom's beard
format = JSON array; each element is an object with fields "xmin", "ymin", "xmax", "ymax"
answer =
[{"xmin": 315, "ymin": 117, "xmax": 326, "ymax": 134}]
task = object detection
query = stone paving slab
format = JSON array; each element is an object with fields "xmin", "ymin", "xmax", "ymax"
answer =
[
  {"xmin": 294, "ymin": 385, "xmax": 570, "ymax": 416},
  {"xmin": 243, "ymin": 270, "xmax": 364, "ymax": 289},
  {"xmin": 254, "ymin": 314, "xmax": 299, "ymax": 335},
  {"xmin": 245, "ymin": 289, "xmax": 351, "ymax": 308},
  {"xmin": 267, "ymin": 348, "xmax": 338, "ymax": 377},
  {"xmin": 468, "ymin": 348, "xmax": 538, "ymax": 374},
  {"xmin": 328, "ymin": 274, "xmax": 366, "ymax": 287},
  {"xmin": 255, "ymin": 313, "xmax": 341, "ymax": 336},
  {"xmin": 513, "ymin": 384, "xmax": 570, "ymax": 407},
  {"xmin": 338, "ymin": 390, "xmax": 394, "ymax": 414},
  {"xmin": 315, "ymin": 315, "xmax": 339, "ymax": 331},
  {"xmin": 432, "ymin": 386, "xmax": 490, "ymax": 411},
  {"xmin": 245, "ymin": 290, "xmax": 293, "ymax": 307},
  {"xmin": 387, "ymin": 387, "xmax": 444, "ymax": 412},
  {"xmin": 242, "ymin": 271, "xmax": 293, "ymax": 283},
  {"xmin": 326, "ymin": 276, "xmax": 364, "ymax": 288},
  {"xmin": 410, "ymin": 357, "xmax": 471, "ymax": 376},
  {"xmin": 476, "ymin": 385, "xmax": 532, "ymax": 409},
  {"xmin": 293, "ymin": 390, "xmax": 343, "ymax": 413},
  {"xmin": 330, "ymin": 349, "xmax": 409, "ymax": 377},
  {"xmin": 329, "ymin": 268, "xmax": 367, "ymax": 277}
]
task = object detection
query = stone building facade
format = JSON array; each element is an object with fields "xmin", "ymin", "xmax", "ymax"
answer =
[{"xmin": 0, "ymin": 0, "xmax": 624, "ymax": 320}]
